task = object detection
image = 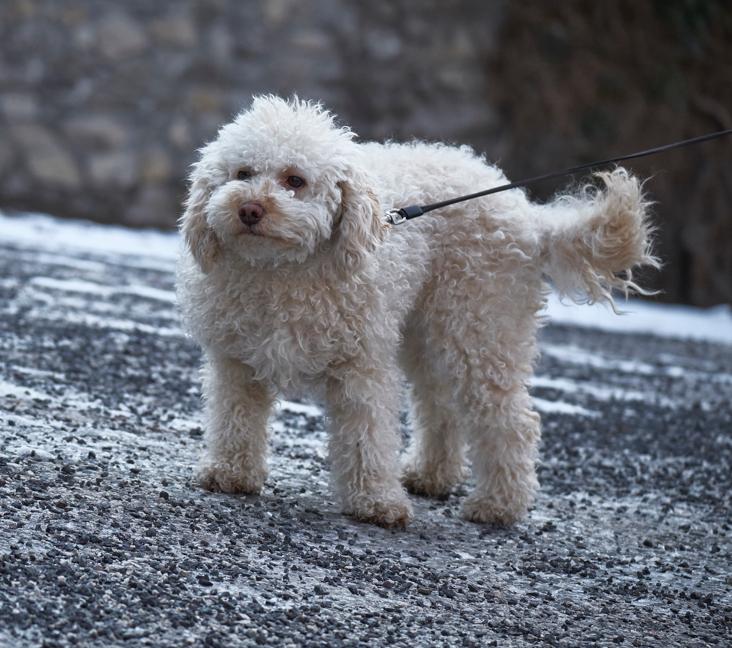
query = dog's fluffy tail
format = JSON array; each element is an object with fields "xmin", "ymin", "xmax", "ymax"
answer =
[{"xmin": 537, "ymin": 168, "xmax": 660, "ymax": 309}]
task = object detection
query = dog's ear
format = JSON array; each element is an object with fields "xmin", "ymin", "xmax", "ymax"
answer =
[
  {"xmin": 179, "ymin": 176, "xmax": 220, "ymax": 273},
  {"xmin": 334, "ymin": 172, "xmax": 387, "ymax": 271}
]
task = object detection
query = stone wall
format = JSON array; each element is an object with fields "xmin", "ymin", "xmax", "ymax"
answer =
[
  {"xmin": 0, "ymin": 0, "xmax": 500, "ymax": 230},
  {"xmin": 1, "ymin": 0, "xmax": 730, "ymax": 305}
]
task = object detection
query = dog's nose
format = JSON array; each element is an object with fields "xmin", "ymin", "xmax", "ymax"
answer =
[{"xmin": 239, "ymin": 202, "xmax": 265, "ymax": 226}]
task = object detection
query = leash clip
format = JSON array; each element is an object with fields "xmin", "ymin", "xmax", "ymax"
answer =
[
  {"xmin": 386, "ymin": 209, "xmax": 407, "ymax": 226},
  {"xmin": 386, "ymin": 205, "xmax": 424, "ymax": 225}
]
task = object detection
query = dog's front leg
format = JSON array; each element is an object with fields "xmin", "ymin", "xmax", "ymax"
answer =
[
  {"xmin": 325, "ymin": 365, "xmax": 412, "ymax": 528},
  {"xmin": 197, "ymin": 354, "xmax": 273, "ymax": 494}
]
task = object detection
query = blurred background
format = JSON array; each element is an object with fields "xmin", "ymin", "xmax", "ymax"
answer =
[{"xmin": 0, "ymin": 0, "xmax": 729, "ymax": 306}]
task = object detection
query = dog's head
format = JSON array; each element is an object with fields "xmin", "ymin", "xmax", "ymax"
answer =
[{"xmin": 179, "ymin": 95, "xmax": 385, "ymax": 273}]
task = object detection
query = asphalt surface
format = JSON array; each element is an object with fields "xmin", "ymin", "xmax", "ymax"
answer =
[{"xmin": 1, "ymin": 217, "xmax": 730, "ymax": 647}]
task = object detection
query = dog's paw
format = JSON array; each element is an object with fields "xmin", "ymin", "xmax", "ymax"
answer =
[
  {"xmin": 347, "ymin": 494, "xmax": 413, "ymax": 529},
  {"xmin": 197, "ymin": 461, "xmax": 265, "ymax": 495},
  {"xmin": 402, "ymin": 463, "xmax": 464, "ymax": 498},
  {"xmin": 460, "ymin": 493, "xmax": 529, "ymax": 526}
]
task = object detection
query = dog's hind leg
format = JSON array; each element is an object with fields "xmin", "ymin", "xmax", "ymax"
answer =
[
  {"xmin": 417, "ymin": 243, "xmax": 544, "ymax": 525},
  {"xmin": 450, "ymin": 324, "xmax": 541, "ymax": 525},
  {"xmin": 415, "ymin": 330, "xmax": 541, "ymax": 524},
  {"xmin": 460, "ymin": 382, "xmax": 541, "ymax": 525},
  {"xmin": 400, "ymin": 332, "xmax": 468, "ymax": 497},
  {"xmin": 454, "ymin": 294, "xmax": 542, "ymax": 525}
]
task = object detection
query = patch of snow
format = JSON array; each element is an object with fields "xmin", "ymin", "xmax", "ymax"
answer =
[
  {"xmin": 543, "ymin": 343, "xmax": 665, "ymax": 375},
  {"xmin": 168, "ymin": 417, "xmax": 203, "ymax": 433},
  {"xmin": 544, "ymin": 292, "xmax": 732, "ymax": 346},
  {"xmin": 0, "ymin": 377, "xmax": 135, "ymax": 424},
  {"xmin": 276, "ymin": 400, "xmax": 324, "ymax": 417},
  {"xmin": 0, "ymin": 411, "xmax": 51, "ymax": 430},
  {"xmin": 0, "ymin": 379, "xmax": 50, "ymax": 401},
  {"xmin": 542, "ymin": 343, "xmax": 732, "ymax": 384},
  {"xmin": 533, "ymin": 397, "xmax": 598, "ymax": 418},
  {"xmin": 1, "ymin": 211, "xmax": 179, "ymax": 260},
  {"xmin": 11, "ymin": 249, "xmax": 109, "ymax": 273},
  {"xmin": 29, "ymin": 276, "xmax": 176, "ymax": 303},
  {"xmin": 27, "ymin": 310, "xmax": 183, "ymax": 338},
  {"xmin": 123, "ymin": 284, "xmax": 176, "ymax": 303},
  {"xmin": 10, "ymin": 365, "xmax": 67, "ymax": 381},
  {"xmin": 19, "ymin": 287, "xmax": 179, "ymax": 325},
  {"xmin": 11, "ymin": 445, "xmax": 55, "ymax": 461},
  {"xmin": 454, "ymin": 550, "xmax": 476, "ymax": 560},
  {"xmin": 531, "ymin": 375, "xmax": 678, "ymax": 408}
]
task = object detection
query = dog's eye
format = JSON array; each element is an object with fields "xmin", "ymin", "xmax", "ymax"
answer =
[
  {"xmin": 236, "ymin": 169, "xmax": 252, "ymax": 181},
  {"xmin": 286, "ymin": 175, "xmax": 305, "ymax": 189}
]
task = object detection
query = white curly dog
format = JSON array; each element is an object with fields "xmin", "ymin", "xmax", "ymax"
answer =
[{"xmin": 177, "ymin": 96, "xmax": 657, "ymax": 528}]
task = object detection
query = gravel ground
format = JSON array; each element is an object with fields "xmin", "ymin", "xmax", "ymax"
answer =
[{"xmin": 1, "ymin": 218, "xmax": 730, "ymax": 647}]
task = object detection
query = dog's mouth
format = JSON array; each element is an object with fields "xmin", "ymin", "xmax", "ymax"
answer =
[
  {"xmin": 240, "ymin": 225, "xmax": 264, "ymax": 237},
  {"xmin": 238, "ymin": 225, "xmax": 296, "ymax": 247}
]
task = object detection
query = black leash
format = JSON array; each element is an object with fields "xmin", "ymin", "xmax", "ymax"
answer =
[{"xmin": 385, "ymin": 128, "xmax": 732, "ymax": 225}]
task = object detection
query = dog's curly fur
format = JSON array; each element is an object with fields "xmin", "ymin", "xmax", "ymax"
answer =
[{"xmin": 176, "ymin": 96, "xmax": 658, "ymax": 527}]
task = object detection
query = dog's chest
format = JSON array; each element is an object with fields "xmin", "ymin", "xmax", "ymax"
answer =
[{"xmin": 208, "ymin": 275, "xmax": 367, "ymax": 387}]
